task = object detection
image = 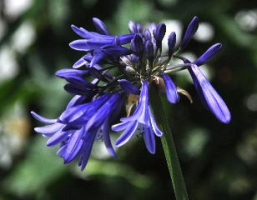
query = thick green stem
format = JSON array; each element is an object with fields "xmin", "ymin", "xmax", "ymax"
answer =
[{"xmin": 150, "ymin": 84, "xmax": 189, "ymax": 200}]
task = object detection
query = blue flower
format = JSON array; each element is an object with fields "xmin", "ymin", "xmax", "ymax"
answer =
[
  {"xmin": 32, "ymin": 93, "xmax": 124, "ymax": 170},
  {"xmin": 32, "ymin": 16, "xmax": 230, "ymax": 170},
  {"xmin": 188, "ymin": 64, "xmax": 231, "ymax": 123},
  {"xmin": 112, "ymin": 81, "xmax": 162, "ymax": 154}
]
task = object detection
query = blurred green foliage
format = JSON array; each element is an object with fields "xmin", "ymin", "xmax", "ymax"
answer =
[{"xmin": 0, "ymin": 0, "xmax": 257, "ymax": 199}]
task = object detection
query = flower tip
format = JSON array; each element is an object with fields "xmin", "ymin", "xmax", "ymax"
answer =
[
  {"xmin": 220, "ymin": 113, "xmax": 231, "ymax": 124},
  {"xmin": 31, "ymin": 110, "xmax": 36, "ymax": 116},
  {"xmin": 34, "ymin": 127, "xmax": 40, "ymax": 132},
  {"xmin": 193, "ymin": 16, "xmax": 199, "ymax": 21},
  {"xmin": 70, "ymin": 24, "xmax": 80, "ymax": 33}
]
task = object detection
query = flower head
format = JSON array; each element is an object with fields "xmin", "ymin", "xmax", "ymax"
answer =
[{"xmin": 32, "ymin": 16, "xmax": 230, "ymax": 170}]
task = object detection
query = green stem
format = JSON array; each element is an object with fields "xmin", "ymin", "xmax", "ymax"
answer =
[{"xmin": 150, "ymin": 84, "xmax": 189, "ymax": 200}]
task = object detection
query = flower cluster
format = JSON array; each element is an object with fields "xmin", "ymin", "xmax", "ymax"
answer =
[{"xmin": 32, "ymin": 16, "xmax": 231, "ymax": 170}]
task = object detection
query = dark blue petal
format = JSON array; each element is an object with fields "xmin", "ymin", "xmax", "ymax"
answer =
[
  {"xmin": 168, "ymin": 32, "xmax": 176, "ymax": 57},
  {"xmin": 59, "ymin": 94, "xmax": 110, "ymax": 123},
  {"xmin": 131, "ymin": 34, "xmax": 144, "ymax": 55},
  {"xmin": 31, "ymin": 111, "xmax": 57, "ymax": 124},
  {"xmin": 64, "ymin": 83, "xmax": 94, "ymax": 96},
  {"xmin": 145, "ymin": 40, "xmax": 154, "ymax": 59},
  {"xmin": 102, "ymin": 120, "xmax": 117, "ymax": 157},
  {"xmin": 86, "ymin": 93, "xmax": 121, "ymax": 132},
  {"xmin": 193, "ymin": 43, "xmax": 222, "ymax": 66},
  {"xmin": 155, "ymin": 23, "xmax": 166, "ymax": 44},
  {"xmin": 118, "ymin": 79, "xmax": 140, "ymax": 94},
  {"xmin": 189, "ymin": 64, "xmax": 231, "ymax": 123},
  {"xmin": 102, "ymin": 45, "xmax": 132, "ymax": 57},
  {"xmin": 89, "ymin": 50, "xmax": 106, "ymax": 67},
  {"xmin": 87, "ymin": 67, "xmax": 109, "ymax": 82},
  {"xmin": 55, "ymin": 69, "xmax": 88, "ymax": 79},
  {"xmin": 78, "ymin": 132, "xmax": 96, "ymax": 170},
  {"xmin": 115, "ymin": 121, "xmax": 138, "ymax": 147},
  {"xmin": 92, "ymin": 17, "xmax": 110, "ymax": 35},
  {"xmin": 116, "ymin": 34, "xmax": 135, "ymax": 44},
  {"xmin": 180, "ymin": 16, "xmax": 199, "ymax": 49},
  {"xmin": 162, "ymin": 73, "xmax": 180, "ymax": 104},
  {"xmin": 143, "ymin": 125, "xmax": 156, "ymax": 154}
]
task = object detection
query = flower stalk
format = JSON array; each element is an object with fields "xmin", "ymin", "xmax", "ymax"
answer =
[{"xmin": 150, "ymin": 84, "xmax": 188, "ymax": 200}]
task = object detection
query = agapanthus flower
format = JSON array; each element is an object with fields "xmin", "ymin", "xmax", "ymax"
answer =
[{"xmin": 32, "ymin": 16, "xmax": 231, "ymax": 170}]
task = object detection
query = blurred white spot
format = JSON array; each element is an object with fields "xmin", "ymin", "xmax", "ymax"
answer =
[
  {"xmin": 162, "ymin": 20, "xmax": 183, "ymax": 51},
  {"xmin": 246, "ymin": 94, "xmax": 257, "ymax": 111},
  {"xmin": 194, "ymin": 22, "xmax": 214, "ymax": 42},
  {"xmin": 0, "ymin": 102, "xmax": 30, "ymax": 168},
  {"xmin": 235, "ymin": 10, "xmax": 257, "ymax": 31},
  {"xmin": 11, "ymin": 21, "xmax": 35, "ymax": 53},
  {"xmin": 4, "ymin": 0, "xmax": 32, "ymax": 19},
  {"xmin": 0, "ymin": 46, "xmax": 19, "ymax": 83}
]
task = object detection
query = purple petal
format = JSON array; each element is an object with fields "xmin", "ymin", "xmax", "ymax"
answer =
[
  {"xmin": 148, "ymin": 108, "xmax": 163, "ymax": 137},
  {"xmin": 189, "ymin": 64, "xmax": 231, "ymax": 123},
  {"xmin": 47, "ymin": 129, "xmax": 69, "ymax": 146},
  {"xmin": 72, "ymin": 56, "xmax": 88, "ymax": 68},
  {"xmin": 168, "ymin": 32, "xmax": 176, "ymax": 56},
  {"xmin": 63, "ymin": 128, "xmax": 84, "ymax": 163},
  {"xmin": 102, "ymin": 120, "xmax": 117, "ymax": 157},
  {"xmin": 89, "ymin": 50, "xmax": 106, "ymax": 67},
  {"xmin": 162, "ymin": 73, "xmax": 180, "ymax": 104},
  {"xmin": 112, "ymin": 121, "xmax": 131, "ymax": 132},
  {"xmin": 193, "ymin": 43, "xmax": 222, "ymax": 66},
  {"xmin": 78, "ymin": 132, "xmax": 96, "ymax": 170},
  {"xmin": 31, "ymin": 111, "xmax": 57, "ymax": 124},
  {"xmin": 128, "ymin": 21, "xmax": 137, "ymax": 33},
  {"xmin": 34, "ymin": 123, "xmax": 64, "ymax": 135},
  {"xmin": 86, "ymin": 93, "xmax": 120, "ymax": 132},
  {"xmin": 143, "ymin": 29, "xmax": 151, "ymax": 40},
  {"xmin": 66, "ymin": 95, "xmax": 86, "ymax": 109},
  {"xmin": 59, "ymin": 104, "xmax": 90, "ymax": 123},
  {"xmin": 143, "ymin": 125, "xmax": 156, "ymax": 154},
  {"xmin": 102, "ymin": 45, "xmax": 132, "ymax": 57},
  {"xmin": 116, "ymin": 34, "xmax": 135, "ymax": 44},
  {"xmin": 155, "ymin": 23, "xmax": 166, "ymax": 43},
  {"xmin": 180, "ymin": 16, "xmax": 199, "ymax": 49},
  {"xmin": 69, "ymin": 39, "xmax": 111, "ymax": 51},
  {"xmin": 145, "ymin": 40, "xmax": 154, "ymax": 59},
  {"xmin": 55, "ymin": 69, "xmax": 88, "ymax": 79},
  {"xmin": 120, "ymin": 81, "xmax": 149, "ymax": 125},
  {"xmin": 92, "ymin": 17, "xmax": 110, "ymax": 35},
  {"xmin": 118, "ymin": 79, "xmax": 140, "ymax": 94},
  {"xmin": 115, "ymin": 121, "xmax": 138, "ymax": 147},
  {"xmin": 71, "ymin": 25, "xmax": 91, "ymax": 39},
  {"xmin": 131, "ymin": 34, "xmax": 144, "ymax": 55}
]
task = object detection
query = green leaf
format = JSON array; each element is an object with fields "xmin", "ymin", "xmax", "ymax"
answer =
[{"xmin": 150, "ymin": 84, "xmax": 189, "ymax": 200}]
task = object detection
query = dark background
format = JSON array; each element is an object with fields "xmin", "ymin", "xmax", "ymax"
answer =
[{"xmin": 0, "ymin": 0, "xmax": 257, "ymax": 199}]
